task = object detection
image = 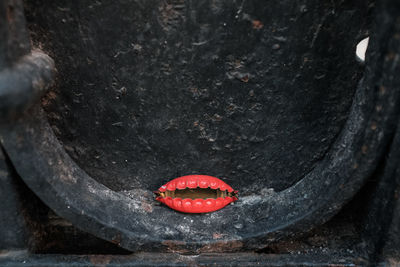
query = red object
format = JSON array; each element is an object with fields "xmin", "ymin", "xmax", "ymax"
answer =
[{"xmin": 155, "ymin": 175, "xmax": 238, "ymax": 213}]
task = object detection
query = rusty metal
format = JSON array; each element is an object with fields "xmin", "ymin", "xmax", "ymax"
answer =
[{"xmin": 1, "ymin": 0, "xmax": 400, "ymax": 265}]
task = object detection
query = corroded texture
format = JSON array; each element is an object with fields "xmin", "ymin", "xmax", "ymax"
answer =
[
  {"xmin": 2, "ymin": 0, "xmax": 400, "ymax": 262},
  {"xmin": 26, "ymin": 0, "xmax": 369, "ymax": 193}
]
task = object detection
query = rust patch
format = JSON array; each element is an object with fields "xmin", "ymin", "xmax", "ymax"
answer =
[
  {"xmin": 385, "ymin": 52, "xmax": 396, "ymax": 61},
  {"xmin": 158, "ymin": 0, "xmax": 186, "ymax": 32},
  {"xmin": 379, "ymin": 85, "xmax": 386, "ymax": 95},
  {"xmin": 47, "ymin": 91, "xmax": 57, "ymax": 100},
  {"xmin": 7, "ymin": 5, "xmax": 15, "ymax": 22},
  {"xmin": 42, "ymin": 91, "xmax": 57, "ymax": 107},
  {"xmin": 32, "ymin": 78, "xmax": 45, "ymax": 91},
  {"xmin": 361, "ymin": 145, "xmax": 368, "ymax": 154},
  {"xmin": 162, "ymin": 240, "xmax": 190, "ymax": 253},
  {"xmin": 252, "ymin": 20, "xmax": 263, "ymax": 30},
  {"xmin": 386, "ymin": 258, "xmax": 400, "ymax": 267},
  {"xmin": 89, "ymin": 255, "xmax": 112, "ymax": 267},
  {"xmin": 111, "ymin": 234, "xmax": 121, "ymax": 246},
  {"xmin": 58, "ymin": 157, "xmax": 78, "ymax": 184},
  {"xmin": 199, "ymin": 240, "xmax": 243, "ymax": 253},
  {"xmin": 212, "ymin": 233, "xmax": 227, "ymax": 239},
  {"xmin": 240, "ymin": 75, "xmax": 249, "ymax": 83},
  {"xmin": 212, "ymin": 114, "xmax": 222, "ymax": 122},
  {"xmin": 141, "ymin": 200, "xmax": 153, "ymax": 213},
  {"xmin": 370, "ymin": 121, "xmax": 377, "ymax": 130}
]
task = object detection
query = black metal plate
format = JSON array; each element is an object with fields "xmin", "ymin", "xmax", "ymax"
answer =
[
  {"xmin": 2, "ymin": 0, "xmax": 400, "ymax": 254},
  {"xmin": 28, "ymin": 0, "xmax": 366, "ymax": 193}
]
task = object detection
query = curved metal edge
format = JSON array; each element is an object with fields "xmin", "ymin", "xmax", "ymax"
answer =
[
  {"xmin": 1, "ymin": 0, "xmax": 400, "ymax": 253},
  {"xmin": 1, "ymin": 42, "xmax": 399, "ymax": 253},
  {"xmin": 0, "ymin": 109, "xmax": 166, "ymax": 252},
  {"xmin": 0, "ymin": 50, "xmax": 55, "ymax": 120},
  {"xmin": 242, "ymin": 0, "xmax": 400, "ymax": 250},
  {"xmin": 0, "ymin": 251, "xmax": 368, "ymax": 266}
]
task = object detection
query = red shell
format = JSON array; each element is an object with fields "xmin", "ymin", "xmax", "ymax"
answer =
[{"xmin": 156, "ymin": 175, "xmax": 238, "ymax": 213}]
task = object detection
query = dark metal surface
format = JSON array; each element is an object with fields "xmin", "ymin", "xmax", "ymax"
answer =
[
  {"xmin": 1, "ymin": 0, "xmax": 400, "ymax": 265},
  {"xmin": 0, "ymin": 51, "xmax": 54, "ymax": 120},
  {"xmin": 0, "ymin": 251, "xmax": 367, "ymax": 267},
  {"xmin": 2, "ymin": 0, "xmax": 400, "ymax": 253},
  {"xmin": 26, "ymin": 0, "xmax": 369, "ymax": 193},
  {"xmin": 0, "ymin": 149, "xmax": 28, "ymax": 250},
  {"xmin": 0, "ymin": 0, "xmax": 30, "ymax": 68},
  {"xmin": 0, "ymin": 0, "xmax": 54, "ymax": 120}
]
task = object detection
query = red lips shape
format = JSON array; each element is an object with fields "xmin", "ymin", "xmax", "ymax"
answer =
[{"xmin": 155, "ymin": 175, "xmax": 238, "ymax": 213}]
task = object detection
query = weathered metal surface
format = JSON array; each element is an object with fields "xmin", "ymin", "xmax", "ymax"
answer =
[
  {"xmin": 0, "ymin": 250, "xmax": 368, "ymax": 267},
  {"xmin": 0, "ymin": 149, "xmax": 29, "ymax": 249},
  {"xmin": 1, "ymin": 0, "xmax": 400, "ymax": 265},
  {"xmin": 0, "ymin": 0, "xmax": 54, "ymax": 120},
  {"xmin": 0, "ymin": 51, "xmax": 55, "ymax": 120},
  {"xmin": 0, "ymin": 0, "xmax": 30, "ymax": 68},
  {"xmin": 362, "ymin": 116, "xmax": 400, "ymax": 265},
  {"xmin": 359, "ymin": 2, "xmax": 400, "ymax": 262},
  {"xmin": 2, "ymin": 0, "xmax": 400, "ymax": 253},
  {"xmin": 27, "ymin": 0, "xmax": 369, "ymax": 193}
]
